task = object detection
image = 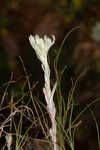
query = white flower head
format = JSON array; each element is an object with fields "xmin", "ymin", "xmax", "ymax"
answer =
[
  {"xmin": 5, "ymin": 134, "xmax": 12, "ymax": 147},
  {"xmin": 91, "ymin": 22, "xmax": 100, "ymax": 42},
  {"xmin": 29, "ymin": 34, "xmax": 55, "ymax": 64}
]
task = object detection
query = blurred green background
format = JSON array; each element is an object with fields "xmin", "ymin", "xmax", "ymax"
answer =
[{"xmin": 0, "ymin": 0, "xmax": 100, "ymax": 149}]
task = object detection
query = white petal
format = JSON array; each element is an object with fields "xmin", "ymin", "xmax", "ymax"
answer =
[{"xmin": 29, "ymin": 34, "xmax": 55, "ymax": 64}]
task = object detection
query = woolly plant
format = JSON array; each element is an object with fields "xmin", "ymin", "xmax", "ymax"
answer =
[{"xmin": 29, "ymin": 34, "xmax": 58, "ymax": 150}]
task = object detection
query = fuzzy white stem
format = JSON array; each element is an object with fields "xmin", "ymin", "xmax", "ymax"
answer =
[{"xmin": 42, "ymin": 61, "xmax": 58, "ymax": 150}]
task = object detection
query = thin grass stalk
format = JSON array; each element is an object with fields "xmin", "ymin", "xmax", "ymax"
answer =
[
  {"xmin": 90, "ymin": 110, "xmax": 100, "ymax": 150},
  {"xmin": 19, "ymin": 56, "xmax": 47, "ymax": 136}
]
